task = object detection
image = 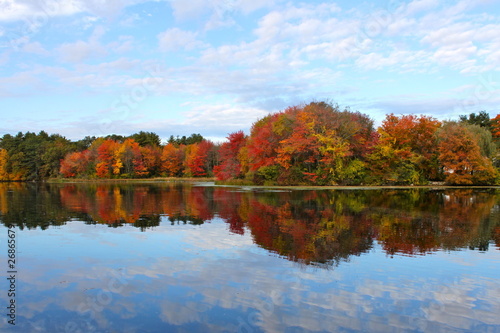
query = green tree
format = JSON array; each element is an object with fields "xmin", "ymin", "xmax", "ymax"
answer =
[
  {"xmin": 129, "ymin": 131, "xmax": 161, "ymax": 147},
  {"xmin": 459, "ymin": 111, "xmax": 491, "ymax": 130}
]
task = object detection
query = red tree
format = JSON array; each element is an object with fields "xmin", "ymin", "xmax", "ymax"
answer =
[
  {"xmin": 95, "ymin": 140, "xmax": 119, "ymax": 178},
  {"xmin": 214, "ymin": 131, "xmax": 247, "ymax": 180},
  {"xmin": 185, "ymin": 140, "xmax": 214, "ymax": 177}
]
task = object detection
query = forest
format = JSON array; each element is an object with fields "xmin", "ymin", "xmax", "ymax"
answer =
[{"xmin": 1, "ymin": 101, "xmax": 500, "ymax": 185}]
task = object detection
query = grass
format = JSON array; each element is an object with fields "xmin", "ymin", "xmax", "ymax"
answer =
[
  {"xmin": 45, "ymin": 177, "xmax": 499, "ymax": 190},
  {"xmin": 47, "ymin": 177, "xmax": 216, "ymax": 183}
]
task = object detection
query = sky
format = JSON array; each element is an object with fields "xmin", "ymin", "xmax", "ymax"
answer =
[{"xmin": 0, "ymin": 0, "xmax": 499, "ymax": 142}]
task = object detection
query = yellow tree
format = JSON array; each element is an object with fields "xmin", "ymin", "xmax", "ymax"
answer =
[{"xmin": 0, "ymin": 149, "xmax": 9, "ymax": 181}]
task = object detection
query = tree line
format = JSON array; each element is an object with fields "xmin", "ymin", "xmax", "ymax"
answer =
[
  {"xmin": 217, "ymin": 103, "xmax": 500, "ymax": 185},
  {"xmin": 1, "ymin": 102, "xmax": 500, "ymax": 185}
]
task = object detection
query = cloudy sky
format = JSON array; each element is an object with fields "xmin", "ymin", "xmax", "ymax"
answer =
[{"xmin": 0, "ymin": 0, "xmax": 499, "ymax": 142}]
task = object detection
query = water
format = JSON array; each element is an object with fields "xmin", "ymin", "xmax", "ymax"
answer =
[{"xmin": 0, "ymin": 182, "xmax": 499, "ymax": 333}]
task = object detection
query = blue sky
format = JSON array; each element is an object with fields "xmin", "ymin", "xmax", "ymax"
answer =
[{"xmin": 0, "ymin": 0, "xmax": 499, "ymax": 142}]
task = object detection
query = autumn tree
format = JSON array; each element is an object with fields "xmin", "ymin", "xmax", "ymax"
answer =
[
  {"xmin": 113, "ymin": 139, "xmax": 148, "ymax": 177},
  {"xmin": 489, "ymin": 114, "xmax": 500, "ymax": 168},
  {"xmin": 438, "ymin": 122, "xmax": 498, "ymax": 185},
  {"xmin": 0, "ymin": 149, "xmax": 9, "ymax": 181},
  {"xmin": 184, "ymin": 140, "xmax": 215, "ymax": 177},
  {"xmin": 214, "ymin": 131, "xmax": 247, "ymax": 181},
  {"xmin": 95, "ymin": 139, "xmax": 120, "ymax": 178},
  {"xmin": 275, "ymin": 110, "xmax": 321, "ymax": 182},
  {"xmin": 244, "ymin": 102, "xmax": 377, "ymax": 185},
  {"xmin": 491, "ymin": 114, "xmax": 500, "ymax": 139},
  {"xmin": 60, "ymin": 151, "xmax": 92, "ymax": 178},
  {"xmin": 161, "ymin": 143, "xmax": 185, "ymax": 177},
  {"xmin": 368, "ymin": 114, "xmax": 441, "ymax": 185},
  {"xmin": 246, "ymin": 111, "xmax": 289, "ymax": 176},
  {"xmin": 141, "ymin": 145, "xmax": 162, "ymax": 176}
]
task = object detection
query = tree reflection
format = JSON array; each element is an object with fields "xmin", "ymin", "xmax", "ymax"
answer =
[
  {"xmin": 0, "ymin": 182, "xmax": 72, "ymax": 230},
  {"xmin": 239, "ymin": 191, "xmax": 375, "ymax": 266},
  {"xmin": 1, "ymin": 183, "xmax": 499, "ymax": 263}
]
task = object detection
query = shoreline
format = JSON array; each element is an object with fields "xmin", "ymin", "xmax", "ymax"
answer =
[
  {"xmin": 45, "ymin": 177, "xmax": 216, "ymax": 183},
  {"xmin": 29, "ymin": 178, "xmax": 500, "ymax": 190}
]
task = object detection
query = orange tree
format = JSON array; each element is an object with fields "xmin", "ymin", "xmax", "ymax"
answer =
[
  {"xmin": 243, "ymin": 102, "xmax": 377, "ymax": 185},
  {"xmin": 438, "ymin": 122, "xmax": 498, "ymax": 185},
  {"xmin": 367, "ymin": 114, "xmax": 441, "ymax": 185}
]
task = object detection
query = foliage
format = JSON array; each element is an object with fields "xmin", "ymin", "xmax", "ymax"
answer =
[
  {"xmin": 367, "ymin": 114, "xmax": 441, "ymax": 185},
  {"xmin": 438, "ymin": 122, "xmax": 498, "ymax": 185},
  {"xmin": 214, "ymin": 131, "xmax": 247, "ymax": 181},
  {"xmin": 0, "ymin": 149, "xmax": 9, "ymax": 181},
  {"xmin": 129, "ymin": 131, "xmax": 161, "ymax": 147},
  {"xmin": 185, "ymin": 140, "xmax": 215, "ymax": 177},
  {"xmin": 1, "ymin": 102, "xmax": 499, "ymax": 185},
  {"xmin": 459, "ymin": 111, "xmax": 491, "ymax": 130},
  {"xmin": 161, "ymin": 143, "xmax": 185, "ymax": 176},
  {"xmin": 491, "ymin": 114, "xmax": 500, "ymax": 139},
  {"xmin": 0, "ymin": 131, "xmax": 74, "ymax": 181},
  {"xmin": 242, "ymin": 102, "xmax": 377, "ymax": 185},
  {"xmin": 462, "ymin": 124, "xmax": 497, "ymax": 158},
  {"xmin": 168, "ymin": 133, "xmax": 204, "ymax": 146}
]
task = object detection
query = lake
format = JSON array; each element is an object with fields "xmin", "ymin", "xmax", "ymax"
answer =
[{"xmin": 0, "ymin": 182, "xmax": 499, "ymax": 333}]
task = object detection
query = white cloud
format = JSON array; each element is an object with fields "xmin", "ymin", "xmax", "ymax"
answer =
[
  {"xmin": 157, "ymin": 28, "xmax": 206, "ymax": 52},
  {"xmin": 238, "ymin": 0, "xmax": 278, "ymax": 15},
  {"xmin": 421, "ymin": 23, "xmax": 475, "ymax": 48},
  {"xmin": 21, "ymin": 41, "xmax": 50, "ymax": 55},
  {"xmin": 0, "ymin": 0, "xmax": 82, "ymax": 22},
  {"xmin": 167, "ymin": 0, "xmax": 281, "ymax": 23},
  {"xmin": 81, "ymin": 15, "xmax": 99, "ymax": 29},
  {"xmin": 2, "ymin": 0, "xmax": 500, "ymax": 140},
  {"xmin": 109, "ymin": 35, "xmax": 135, "ymax": 54},
  {"xmin": 56, "ymin": 25, "xmax": 107, "ymax": 63},
  {"xmin": 0, "ymin": 51, "xmax": 9, "ymax": 66},
  {"xmin": 0, "ymin": 0, "xmax": 156, "ymax": 22},
  {"xmin": 168, "ymin": 0, "xmax": 208, "ymax": 21},
  {"xmin": 0, "ymin": 70, "xmax": 45, "ymax": 97},
  {"xmin": 57, "ymin": 39, "xmax": 106, "ymax": 63},
  {"xmin": 182, "ymin": 103, "xmax": 268, "ymax": 130},
  {"xmin": 356, "ymin": 49, "xmax": 432, "ymax": 72},
  {"xmin": 54, "ymin": 27, "xmax": 134, "ymax": 64},
  {"xmin": 369, "ymin": 86, "xmax": 500, "ymax": 122},
  {"xmin": 401, "ymin": 0, "xmax": 439, "ymax": 16},
  {"xmin": 432, "ymin": 42, "xmax": 477, "ymax": 68}
]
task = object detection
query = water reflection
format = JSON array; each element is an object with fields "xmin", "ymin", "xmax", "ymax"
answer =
[
  {"xmin": 0, "ymin": 183, "xmax": 499, "ymax": 262},
  {"xmin": 0, "ymin": 183, "xmax": 499, "ymax": 332}
]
